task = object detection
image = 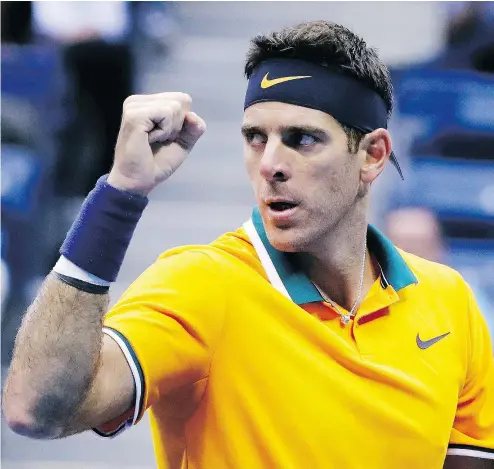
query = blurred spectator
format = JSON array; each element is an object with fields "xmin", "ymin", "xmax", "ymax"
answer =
[
  {"xmin": 436, "ymin": 1, "xmax": 494, "ymax": 73},
  {"xmin": 32, "ymin": 1, "xmax": 134, "ymax": 198},
  {"xmin": 386, "ymin": 207, "xmax": 444, "ymax": 263},
  {"xmin": 30, "ymin": 1, "xmax": 180, "ymax": 198},
  {"xmin": 385, "ymin": 206, "xmax": 494, "ymax": 339}
]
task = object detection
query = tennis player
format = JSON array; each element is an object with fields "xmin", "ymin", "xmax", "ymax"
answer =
[{"xmin": 4, "ymin": 21, "xmax": 494, "ymax": 469}]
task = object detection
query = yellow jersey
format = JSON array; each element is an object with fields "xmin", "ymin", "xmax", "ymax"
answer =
[{"xmin": 94, "ymin": 208, "xmax": 494, "ymax": 469}]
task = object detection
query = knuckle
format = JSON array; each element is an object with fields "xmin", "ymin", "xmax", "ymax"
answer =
[
  {"xmin": 180, "ymin": 93, "xmax": 192, "ymax": 106},
  {"xmin": 123, "ymin": 95, "xmax": 139, "ymax": 107}
]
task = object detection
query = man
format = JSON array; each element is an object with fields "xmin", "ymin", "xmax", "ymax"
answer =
[{"xmin": 4, "ymin": 21, "xmax": 494, "ymax": 469}]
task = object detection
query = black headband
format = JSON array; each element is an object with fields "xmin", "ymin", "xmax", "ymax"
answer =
[{"xmin": 244, "ymin": 59, "xmax": 403, "ymax": 179}]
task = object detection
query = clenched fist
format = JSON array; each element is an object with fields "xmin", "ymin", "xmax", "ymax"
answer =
[{"xmin": 107, "ymin": 92, "xmax": 206, "ymax": 196}]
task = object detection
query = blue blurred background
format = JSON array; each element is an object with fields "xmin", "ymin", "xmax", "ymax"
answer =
[{"xmin": 1, "ymin": 2, "xmax": 493, "ymax": 468}]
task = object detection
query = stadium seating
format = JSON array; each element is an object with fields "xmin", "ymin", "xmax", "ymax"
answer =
[{"xmin": 392, "ymin": 67, "xmax": 494, "ymax": 302}]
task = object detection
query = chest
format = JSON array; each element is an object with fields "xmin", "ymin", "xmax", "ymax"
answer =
[{"xmin": 212, "ymin": 293, "xmax": 465, "ymax": 450}]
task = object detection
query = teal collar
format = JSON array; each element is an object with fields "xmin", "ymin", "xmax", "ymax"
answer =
[{"xmin": 243, "ymin": 207, "xmax": 418, "ymax": 305}]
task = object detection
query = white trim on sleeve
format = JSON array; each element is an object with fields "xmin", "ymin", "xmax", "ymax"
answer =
[
  {"xmin": 102, "ymin": 327, "xmax": 143, "ymax": 426},
  {"xmin": 447, "ymin": 448, "xmax": 494, "ymax": 460}
]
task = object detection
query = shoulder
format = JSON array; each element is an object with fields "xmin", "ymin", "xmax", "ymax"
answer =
[
  {"xmin": 158, "ymin": 227, "xmax": 262, "ymax": 273},
  {"xmin": 110, "ymin": 241, "xmax": 235, "ymax": 319},
  {"xmin": 146, "ymin": 227, "xmax": 262, "ymax": 281},
  {"xmin": 400, "ymin": 249, "xmax": 470, "ymax": 298},
  {"xmin": 398, "ymin": 249, "xmax": 477, "ymax": 326}
]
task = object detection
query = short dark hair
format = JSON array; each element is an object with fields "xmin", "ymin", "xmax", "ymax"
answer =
[{"xmin": 244, "ymin": 20, "xmax": 393, "ymax": 153}]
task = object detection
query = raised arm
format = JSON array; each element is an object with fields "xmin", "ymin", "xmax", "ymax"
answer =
[{"xmin": 2, "ymin": 92, "xmax": 206, "ymax": 438}]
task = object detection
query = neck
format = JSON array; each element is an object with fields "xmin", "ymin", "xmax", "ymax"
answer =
[{"xmin": 298, "ymin": 204, "xmax": 379, "ymax": 311}]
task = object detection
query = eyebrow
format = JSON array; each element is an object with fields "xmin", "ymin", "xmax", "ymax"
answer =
[
  {"xmin": 241, "ymin": 124, "xmax": 328, "ymax": 137},
  {"xmin": 241, "ymin": 124, "xmax": 262, "ymax": 136}
]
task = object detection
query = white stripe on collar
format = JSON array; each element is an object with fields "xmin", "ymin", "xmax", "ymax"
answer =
[{"xmin": 243, "ymin": 219, "xmax": 292, "ymax": 301}]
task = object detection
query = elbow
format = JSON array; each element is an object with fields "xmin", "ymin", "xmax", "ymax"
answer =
[
  {"xmin": 3, "ymin": 399, "xmax": 64, "ymax": 440},
  {"xmin": 3, "ymin": 369, "xmax": 85, "ymax": 439}
]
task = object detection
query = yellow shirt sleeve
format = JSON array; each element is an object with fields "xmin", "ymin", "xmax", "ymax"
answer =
[
  {"xmin": 448, "ymin": 280, "xmax": 494, "ymax": 457},
  {"xmin": 96, "ymin": 249, "xmax": 227, "ymax": 435}
]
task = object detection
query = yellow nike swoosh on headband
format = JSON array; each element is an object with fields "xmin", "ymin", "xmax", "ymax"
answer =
[{"xmin": 260, "ymin": 73, "xmax": 312, "ymax": 89}]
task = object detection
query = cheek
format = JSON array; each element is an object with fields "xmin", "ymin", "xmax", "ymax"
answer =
[
  {"xmin": 306, "ymin": 161, "xmax": 357, "ymax": 211},
  {"xmin": 305, "ymin": 161, "xmax": 341, "ymax": 195}
]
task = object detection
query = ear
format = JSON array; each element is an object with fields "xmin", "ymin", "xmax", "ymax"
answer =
[{"xmin": 359, "ymin": 129, "xmax": 392, "ymax": 184}]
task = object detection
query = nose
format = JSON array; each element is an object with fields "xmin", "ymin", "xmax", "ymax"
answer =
[{"xmin": 259, "ymin": 139, "xmax": 292, "ymax": 183}]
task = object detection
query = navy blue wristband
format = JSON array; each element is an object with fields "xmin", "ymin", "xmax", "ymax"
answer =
[{"xmin": 60, "ymin": 175, "xmax": 149, "ymax": 282}]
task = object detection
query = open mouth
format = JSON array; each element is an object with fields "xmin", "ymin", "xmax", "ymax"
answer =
[{"xmin": 268, "ymin": 202, "xmax": 298, "ymax": 212}]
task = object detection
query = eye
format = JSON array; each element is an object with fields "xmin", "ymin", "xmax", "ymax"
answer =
[
  {"xmin": 283, "ymin": 132, "xmax": 319, "ymax": 149},
  {"xmin": 244, "ymin": 131, "xmax": 266, "ymax": 146}
]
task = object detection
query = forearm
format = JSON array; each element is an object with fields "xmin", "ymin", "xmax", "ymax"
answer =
[
  {"xmin": 3, "ymin": 273, "xmax": 109, "ymax": 438},
  {"xmin": 3, "ymin": 92, "xmax": 200, "ymax": 439}
]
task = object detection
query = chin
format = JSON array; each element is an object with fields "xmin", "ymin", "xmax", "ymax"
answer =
[{"xmin": 264, "ymin": 223, "xmax": 312, "ymax": 253}]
